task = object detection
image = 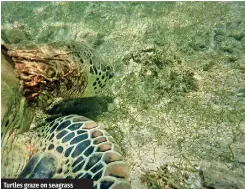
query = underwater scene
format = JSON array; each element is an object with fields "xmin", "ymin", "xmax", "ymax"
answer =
[{"xmin": 1, "ymin": 1, "xmax": 245, "ymax": 189}]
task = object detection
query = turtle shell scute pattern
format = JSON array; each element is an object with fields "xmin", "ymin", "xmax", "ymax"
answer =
[{"xmin": 38, "ymin": 115, "xmax": 131, "ymax": 189}]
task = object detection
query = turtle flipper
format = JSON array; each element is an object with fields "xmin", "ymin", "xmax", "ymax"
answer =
[
  {"xmin": 18, "ymin": 152, "xmax": 58, "ymax": 178},
  {"xmin": 7, "ymin": 115, "xmax": 132, "ymax": 188}
]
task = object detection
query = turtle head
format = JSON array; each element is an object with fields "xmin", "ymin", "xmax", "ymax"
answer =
[
  {"xmin": 3, "ymin": 42, "xmax": 114, "ymax": 106},
  {"xmin": 82, "ymin": 60, "xmax": 114, "ymax": 97}
]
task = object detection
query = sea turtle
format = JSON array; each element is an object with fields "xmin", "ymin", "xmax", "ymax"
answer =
[{"xmin": 1, "ymin": 42, "xmax": 132, "ymax": 189}]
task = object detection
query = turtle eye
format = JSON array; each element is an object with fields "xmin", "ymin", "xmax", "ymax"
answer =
[{"xmin": 106, "ymin": 65, "xmax": 111, "ymax": 71}]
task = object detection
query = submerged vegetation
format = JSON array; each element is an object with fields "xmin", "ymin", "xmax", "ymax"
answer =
[{"xmin": 2, "ymin": 2, "xmax": 245, "ymax": 188}]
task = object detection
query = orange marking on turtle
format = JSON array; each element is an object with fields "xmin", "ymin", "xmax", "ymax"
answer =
[
  {"xmin": 91, "ymin": 130, "xmax": 103, "ymax": 138},
  {"xmin": 83, "ymin": 121, "xmax": 98, "ymax": 129},
  {"xmin": 93, "ymin": 137, "xmax": 107, "ymax": 144},
  {"xmin": 103, "ymin": 152, "xmax": 122, "ymax": 163},
  {"xmin": 25, "ymin": 136, "xmax": 37, "ymax": 159},
  {"xmin": 98, "ymin": 143, "xmax": 112, "ymax": 152},
  {"xmin": 104, "ymin": 163, "xmax": 130, "ymax": 179}
]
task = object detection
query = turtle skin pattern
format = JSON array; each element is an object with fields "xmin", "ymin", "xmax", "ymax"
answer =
[{"xmin": 2, "ymin": 115, "xmax": 131, "ymax": 189}]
